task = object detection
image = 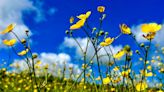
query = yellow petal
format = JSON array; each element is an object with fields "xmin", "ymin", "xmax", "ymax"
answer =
[
  {"xmin": 100, "ymin": 42, "xmax": 108, "ymax": 47},
  {"xmin": 1, "ymin": 24, "xmax": 16, "ymax": 34},
  {"xmin": 105, "ymin": 37, "xmax": 114, "ymax": 45},
  {"xmin": 18, "ymin": 49, "xmax": 29, "ymax": 56},
  {"xmin": 147, "ymin": 65, "xmax": 152, "ymax": 70},
  {"xmin": 70, "ymin": 19, "xmax": 85, "ymax": 30},
  {"xmin": 113, "ymin": 66, "xmax": 119, "ymax": 71},
  {"xmin": 3, "ymin": 39, "xmax": 16, "ymax": 46},
  {"xmin": 69, "ymin": 16, "xmax": 74, "ymax": 24},
  {"xmin": 136, "ymin": 82, "xmax": 148, "ymax": 91},
  {"xmin": 145, "ymin": 72, "xmax": 153, "ymax": 77},
  {"xmin": 77, "ymin": 11, "xmax": 91, "ymax": 20},
  {"xmin": 119, "ymin": 24, "xmax": 131, "ymax": 34},
  {"xmin": 113, "ymin": 49, "xmax": 125, "ymax": 59},
  {"xmin": 141, "ymin": 23, "xmax": 162, "ymax": 33},
  {"xmin": 103, "ymin": 77, "xmax": 111, "ymax": 85},
  {"xmin": 143, "ymin": 32, "xmax": 156, "ymax": 40},
  {"xmin": 97, "ymin": 6, "xmax": 105, "ymax": 13}
]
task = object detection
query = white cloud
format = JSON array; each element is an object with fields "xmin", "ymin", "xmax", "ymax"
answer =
[
  {"xmin": 11, "ymin": 52, "xmax": 81, "ymax": 78},
  {"xmin": 63, "ymin": 37, "xmax": 123, "ymax": 64}
]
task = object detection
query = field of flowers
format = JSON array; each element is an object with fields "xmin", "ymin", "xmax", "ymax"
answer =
[{"xmin": 0, "ymin": 5, "xmax": 164, "ymax": 92}]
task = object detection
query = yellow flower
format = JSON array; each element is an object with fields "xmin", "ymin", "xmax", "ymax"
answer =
[
  {"xmin": 1, "ymin": 24, "xmax": 16, "ymax": 34},
  {"xmin": 97, "ymin": 6, "xmax": 105, "ymax": 13},
  {"xmin": 159, "ymin": 68, "xmax": 164, "ymax": 73},
  {"xmin": 141, "ymin": 23, "xmax": 162, "ymax": 33},
  {"xmin": 140, "ymin": 70, "xmax": 153, "ymax": 77},
  {"xmin": 69, "ymin": 16, "xmax": 74, "ymax": 24},
  {"xmin": 70, "ymin": 19, "xmax": 85, "ymax": 30},
  {"xmin": 95, "ymin": 76, "xmax": 101, "ymax": 81},
  {"xmin": 105, "ymin": 37, "xmax": 114, "ymax": 45},
  {"xmin": 77, "ymin": 11, "xmax": 91, "ymax": 20},
  {"xmin": 110, "ymin": 88, "xmax": 115, "ymax": 92},
  {"xmin": 147, "ymin": 65, "xmax": 152, "ymax": 70},
  {"xmin": 3, "ymin": 39, "xmax": 17, "ymax": 46},
  {"xmin": 103, "ymin": 77, "xmax": 111, "ymax": 85},
  {"xmin": 121, "ymin": 69, "xmax": 131, "ymax": 78},
  {"xmin": 113, "ymin": 49, "xmax": 125, "ymax": 59},
  {"xmin": 70, "ymin": 11, "xmax": 91, "ymax": 30},
  {"xmin": 18, "ymin": 49, "xmax": 29, "ymax": 56},
  {"xmin": 113, "ymin": 66, "xmax": 119, "ymax": 71},
  {"xmin": 100, "ymin": 37, "xmax": 114, "ymax": 47},
  {"xmin": 157, "ymin": 90, "xmax": 163, "ymax": 92},
  {"xmin": 135, "ymin": 82, "xmax": 148, "ymax": 91},
  {"xmin": 100, "ymin": 42, "xmax": 108, "ymax": 47},
  {"xmin": 119, "ymin": 24, "xmax": 131, "ymax": 34},
  {"xmin": 143, "ymin": 32, "xmax": 156, "ymax": 40}
]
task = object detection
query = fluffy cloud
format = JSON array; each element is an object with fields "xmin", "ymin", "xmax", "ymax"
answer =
[
  {"xmin": 63, "ymin": 37, "xmax": 123, "ymax": 64},
  {"xmin": 132, "ymin": 23, "xmax": 164, "ymax": 46},
  {"xmin": 0, "ymin": 0, "xmax": 51, "ymax": 48},
  {"xmin": 11, "ymin": 52, "xmax": 81, "ymax": 78}
]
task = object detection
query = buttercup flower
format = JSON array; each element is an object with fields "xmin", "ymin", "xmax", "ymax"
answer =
[
  {"xmin": 143, "ymin": 32, "xmax": 156, "ymax": 40},
  {"xmin": 70, "ymin": 19, "xmax": 85, "ymax": 30},
  {"xmin": 113, "ymin": 66, "xmax": 119, "ymax": 71},
  {"xmin": 121, "ymin": 69, "xmax": 131, "ymax": 78},
  {"xmin": 119, "ymin": 24, "xmax": 131, "ymax": 35},
  {"xmin": 140, "ymin": 70, "xmax": 153, "ymax": 77},
  {"xmin": 70, "ymin": 11, "xmax": 91, "ymax": 30},
  {"xmin": 113, "ymin": 49, "xmax": 125, "ymax": 59},
  {"xmin": 70, "ymin": 16, "xmax": 74, "ymax": 24},
  {"xmin": 1, "ymin": 24, "xmax": 16, "ymax": 34},
  {"xmin": 76, "ymin": 11, "xmax": 91, "ymax": 20},
  {"xmin": 103, "ymin": 77, "xmax": 111, "ymax": 85},
  {"xmin": 100, "ymin": 37, "xmax": 114, "ymax": 47},
  {"xmin": 97, "ymin": 6, "xmax": 105, "ymax": 13},
  {"xmin": 135, "ymin": 82, "xmax": 148, "ymax": 91},
  {"xmin": 141, "ymin": 23, "xmax": 162, "ymax": 33},
  {"xmin": 18, "ymin": 49, "xmax": 29, "ymax": 56},
  {"xmin": 3, "ymin": 39, "xmax": 17, "ymax": 46}
]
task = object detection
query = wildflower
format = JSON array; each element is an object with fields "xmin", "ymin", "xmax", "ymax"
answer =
[
  {"xmin": 18, "ymin": 49, "xmax": 29, "ymax": 56},
  {"xmin": 113, "ymin": 49, "xmax": 125, "ymax": 59},
  {"xmin": 141, "ymin": 23, "xmax": 162, "ymax": 33},
  {"xmin": 111, "ymin": 88, "xmax": 115, "ymax": 92},
  {"xmin": 157, "ymin": 90, "xmax": 163, "ymax": 92},
  {"xmin": 143, "ymin": 32, "xmax": 156, "ymax": 40},
  {"xmin": 121, "ymin": 69, "xmax": 131, "ymax": 78},
  {"xmin": 103, "ymin": 77, "xmax": 111, "ymax": 85},
  {"xmin": 113, "ymin": 66, "xmax": 119, "ymax": 71},
  {"xmin": 3, "ymin": 39, "xmax": 16, "ymax": 46},
  {"xmin": 32, "ymin": 54, "xmax": 38, "ymax": 59},
  {"xmin": 21, "ymin": 39, "xmax": 26, "ymax": 44},
  {"xmin": 151, "ymin": 59, "xmax": 155, "ymax": 63},
  {"xmin": 70, "ymin": 11, "xmax": 91, "ymax": 30},
  {"xmin": 69, "ymin": 16, "xmax": 74, "ymax": 23},
  {"xmin": 100, "ymin": 37, "xmax": 114, "ymax": 47},
  {"xmin": 70, "ymin": 19, "xmax": 85, "ymax": 30},
  {"xmin": 147, "ymin": 65, "xmax": 152, "ymax": 70},
  {"xmin": 1, "ymin": 24, "xmax": 16, "ymax": 34},
  {"xmin": 44, "ymin": 64, "xmax": 49, "ymax": 69},
  {"xmin": 36, "ymin": 60, "xmax": 41, "ymax": 65},
  {"xmin": 97, "ymin": 6, "xmax": 105, "ymax": 13},
  {"xmin": 96, "ymin": 76, "xmax": 101, "ymax": 81},
  {"xmin": 135, "ymin": 82, "xmax": 148, "ymax": 91},
  {"xmin": 77, "ymin": 11, "xmax": 91, "ymax": 20},
  {"xmin": 119, "ymin": 24, "xmax": 132, "ymax": 35},
  {"xmin": 159, "ymin": 68, "xmax": 164, "ymax": 73},
  {"xmin": 140, "ymin": 70, "xmax": 153, "ymax": 77}
]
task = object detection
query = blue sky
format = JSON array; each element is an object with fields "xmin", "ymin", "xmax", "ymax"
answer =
[
  {"xmin": 0, "ymin": 0, "xmax": 164, "ymax": 84},
  {"xmin": 22, "ymin": 0, "xmax": 164, "ymax": 53}
]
